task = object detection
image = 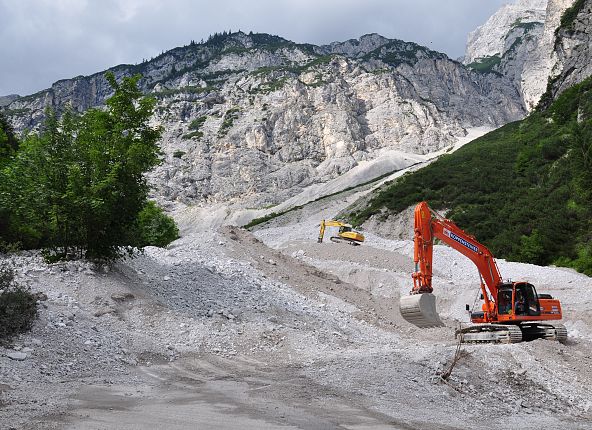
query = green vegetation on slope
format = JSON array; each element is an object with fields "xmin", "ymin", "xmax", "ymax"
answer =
[
  {"xmin": 0, "ymin": 112, "xmax": 18, "ymax": 162},
  {"xmin": 466, "ymin": 55, "xmax": 502, "ymax": 74},
  {"xmin": 558, "ymin": 0, "xmax": 587, "ymax": 32},
  {"xmin": 348, "ymin": 77, "xmax": 592, "ymax": 275}
]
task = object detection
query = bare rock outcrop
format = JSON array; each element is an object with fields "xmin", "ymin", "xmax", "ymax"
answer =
[
  {"xmin": 2, "ymin": 32, "xmax": 525, "ymax": 208},
  {"xmin": 465, "ymin": 0, "xmax": 575, "ymax": 110},
  {"xmin": 549, "ymin": 0, "xmax": 592, "ymax": 99}
]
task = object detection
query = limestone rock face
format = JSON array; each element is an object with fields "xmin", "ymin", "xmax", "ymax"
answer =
[
  {"xmin": 550, "ymin": 0, "xmax": 592, "ymax": 99},
  {"xmin": 2, "ymin": 32, "xmax": 525, "ymax": 208},
  {"xmin": 465, "ymin": 0, "xmax": 547, "ymax": 65},
  {"xmin": 521, "ymin": 0, "xmax": 576, "ymax": 108},
  {"xmin": 0, "ymin": 94, "xmax": 20, "ymax": 107},
  {"xmin": 464, "ymin": 0, "xmax": 575, "ymax": 110}
]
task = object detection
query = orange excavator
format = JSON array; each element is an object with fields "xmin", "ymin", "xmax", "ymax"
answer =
[{"xmin": 400, "ymin": 201, "xmax": 566, "ymax": 344}]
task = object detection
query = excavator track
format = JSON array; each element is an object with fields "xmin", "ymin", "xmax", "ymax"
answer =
[
  {"xmin": 456, "ymin": 323, "xmax": 568, "ymax": 344},
  {"xmin": 456, "ymin": 324, "xmax": 523, "ymax": 344},
  {"xmin": 521, "ymin": 322, "xmax": 568, "ymax": 344},
  {"xmin": 553, "ymin": 323, "xmax": 568, "ymax": 344},
  {"xmin": 329, "ymin": 236, "xmax": 361, "ymax": 246}
]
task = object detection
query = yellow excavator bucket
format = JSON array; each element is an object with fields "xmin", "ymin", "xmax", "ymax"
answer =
[{"xmin": 399, "ymin": 293, "xmax": 444, "ymax": 328}]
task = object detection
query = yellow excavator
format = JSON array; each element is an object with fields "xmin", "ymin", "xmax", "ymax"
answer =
[{"xmin": 318, "ymin": 220, "xmax": 365, "ymax": 246}]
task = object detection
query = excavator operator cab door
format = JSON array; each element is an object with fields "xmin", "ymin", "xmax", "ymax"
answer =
[
  {"xmin": 513, "ymin": 283, "xmax": 541, "ymax": 317},
  {"xmin": 497, "ymin": 286, "xmax": 513, "ymax": 316}
]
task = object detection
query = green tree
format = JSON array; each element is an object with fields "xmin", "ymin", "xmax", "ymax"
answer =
[
  {"xmin": 0, "ymin": 72, "xmax": 177, "ymax": 260},
  {"xmin": 0, "ymin": 112, "xmax": 19, "ymax": 245},
  {"xmin": 516, "ymin": 229, "xmax": 546, "ymax": 264},
  {"xmin": 0, "ymin": 112, "xmax": 18, "ymax": 162},
  {"xmin": 0, "ymin": 130, "xmax": 53, "ymax": 248},
  {"xmin": 72, "ymin": 72, "xmax": 162, "ymax": 259}
]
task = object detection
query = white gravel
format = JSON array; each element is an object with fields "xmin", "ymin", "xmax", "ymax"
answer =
[{"xmin": 1, "ymin": 179, "xmax": 591, "ymax": 428}]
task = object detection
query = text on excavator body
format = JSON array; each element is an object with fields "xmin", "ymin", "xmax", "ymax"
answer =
[{"xmin": 443, "ymin": 228, "xmax": 479, "ymax": 253}]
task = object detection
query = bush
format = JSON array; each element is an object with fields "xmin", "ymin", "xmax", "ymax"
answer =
[
  {"xmin": 181, "ymin": 131, "xmax": 203, "ymax": 140},
  {"xmin": 558, "ymin": 0, "xmax": 586, "ymax": 31},
  {"xmin": 188, "ymin": 116, "xmax": 207, "ymax": 131},
  {"xmin": 569, "ymin": 243, "xmax": 592, "ymax": 276},
  {"xmin": 136, "ymin": 201, "xmax": 179, "ymax": 247},
  {"xmin": 466, "ymin": 55, "xmax": 502, "ymax": 74},
  {"xmin": 0, "ymin": 264, "xmax": 37, "ymax": 342},
  {"xmin": 218, "ymin": 107, "xmax": 240, "ymax": 137}
]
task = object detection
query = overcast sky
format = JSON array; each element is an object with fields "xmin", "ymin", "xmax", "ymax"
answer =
[{"xmin": 0, "ymin": 0, "xmax": 511, "ymax": 96}]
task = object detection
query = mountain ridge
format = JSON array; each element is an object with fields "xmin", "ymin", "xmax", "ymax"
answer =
[{"xmin": 2, "ymin": 31, "xmax": 524, "ymax": 208}]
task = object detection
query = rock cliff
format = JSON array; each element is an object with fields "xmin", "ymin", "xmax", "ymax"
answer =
[
  {"xmin": 521, "ymin": 0, "xmax": 576, "ymax": 108},
  {"xmin": 465, "ymin": 0, "xmax": 575, "ymax": 110},
  {"xmin": 548, "ymin": 0, "xmax": 592, "ymax": 100},
  {"xmin": 0, "ymin": 94, "xmax": 20, "ymax": 107},
  {"xmin": 465, "ymin": 0, "xmax": 547, "ymax": 65},
  {"xmin": 2, "ymin": 32, "xmax": 525, "ymax": 207}
]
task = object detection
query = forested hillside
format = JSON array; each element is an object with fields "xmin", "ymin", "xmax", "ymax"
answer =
[{"xmin": 349, "ymin": 77, "xmax": 592, "ymax": 275}]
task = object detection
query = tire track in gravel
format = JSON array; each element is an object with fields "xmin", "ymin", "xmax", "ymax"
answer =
[{"xmin": 221, "ymin": 225, "xmax": 409, "ymax": 331}]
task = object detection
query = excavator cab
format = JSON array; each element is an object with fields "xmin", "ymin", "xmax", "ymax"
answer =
[
  {"xmin": 495, "ymin": 283, "xmax": 541, "ymax": 321},
  {"xmin": 497, "ymin": 287, "xmax": 513, "ymax": 315},
  {"xmin": 515, "ymin": 283, "xmax": 541, "ymax": 316}
]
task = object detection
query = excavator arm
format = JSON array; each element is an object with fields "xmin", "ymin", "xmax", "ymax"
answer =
[
  {"xmin": 402, "ymin": 202, "xmax": 503, "ymax": 326},
  {"xmin": 412, "ymin": 202, "xmax": 503, "ymax": 317}
]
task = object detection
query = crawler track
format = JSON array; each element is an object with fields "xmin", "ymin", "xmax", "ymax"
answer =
[
  {"xmin": 329, "ymin": 236, "xmax": 362, "ymax": 246},
  {"xmin": 456, "ymin": 324, "xmax": 523, "ymax": 344},
  {"xmin": 456, "ymin": 323, "xmax": 568, "ymax": 344}
]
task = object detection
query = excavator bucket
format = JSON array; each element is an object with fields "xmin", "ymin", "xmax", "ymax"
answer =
[{"xmin": 399, "ymin": 293, "xmax": 444, "ymax": 328}]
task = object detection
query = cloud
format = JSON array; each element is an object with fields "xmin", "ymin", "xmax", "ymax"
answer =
[{"xmin": 0, "ymin": 0, "xmax": 509, "ymax": 95}]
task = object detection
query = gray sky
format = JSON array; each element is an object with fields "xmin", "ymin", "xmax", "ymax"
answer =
[{"xmin": 0, "ymin": 0, "xmax": 510, "ymax": 96}]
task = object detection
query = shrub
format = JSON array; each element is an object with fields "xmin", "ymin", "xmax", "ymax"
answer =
[
  {"xmin": 0, "ymin": 264, "xmax": 37, "ymax": 342},
  {"xmin": 467, "ymin": 55, "xmax": 502, "ymax": 74},
  {"xmin": 181, "ymin": 131, "xmax": 203, "ymax": 140},
  {"xmin": 188, "ymin": 116, "xmax": 207, "ymax": 131},
  {"xmin": 218, "ymin": 107, "xmax": 240, "ymax": 137},
  {"xmin": 569, "ymin": 243, "xmax": 592, "ymax": 276},
  {"xmin": 136, "ymin": 201, "xmax": 179, "ymax": 248},
  {"xmin": 558, "ymin": 0, "xmax": 586, "ymax": 32}
]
